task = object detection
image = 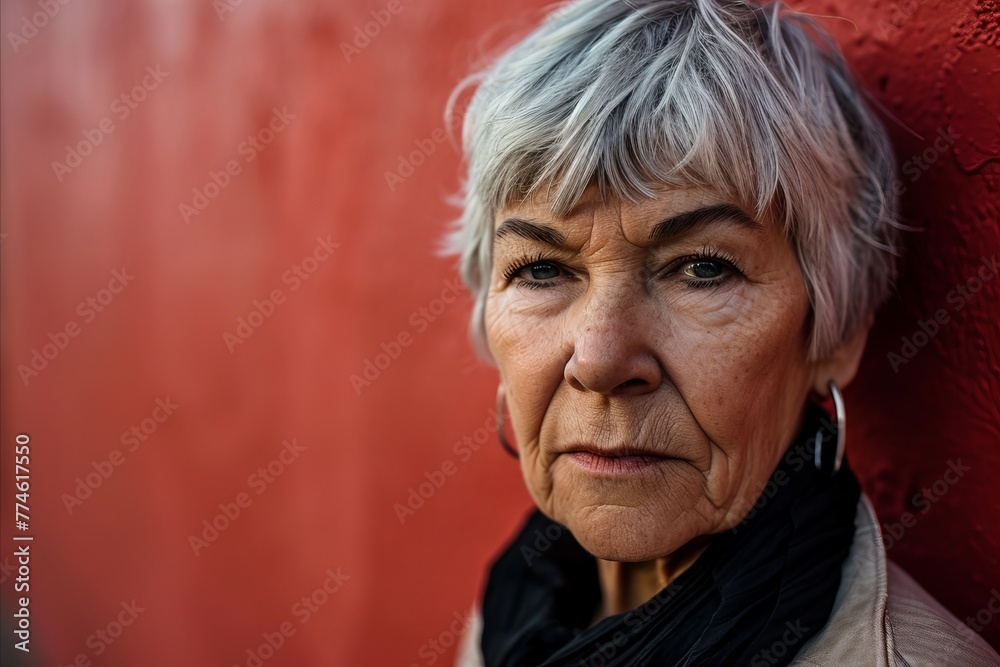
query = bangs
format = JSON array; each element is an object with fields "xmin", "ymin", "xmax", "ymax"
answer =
[
  {"xmin": 444, "ymin": 0, "xmax": 900, "ymax": 362},
  {"xmin": 465, "ymin": 0, "xmax": 846, "ymax": 228}
]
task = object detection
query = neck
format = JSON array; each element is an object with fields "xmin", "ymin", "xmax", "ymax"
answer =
[{"xmin": 593, "ymin": 538, "xmax": 710, "ymax": 623}]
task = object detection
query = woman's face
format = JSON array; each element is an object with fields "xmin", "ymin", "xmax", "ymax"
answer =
[{"xmin": 485, "ymin": 184, "xmax": 824, "ymax": 562}]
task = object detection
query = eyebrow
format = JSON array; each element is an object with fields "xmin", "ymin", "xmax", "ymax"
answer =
[
  {"xmin": 493, "ymin": 203, "xmax": 759, "ymax": 248},
  {"xmin": 648, "ymin": 203, "xmax": 760, "ymax": 243},
  {"xmin": 494, "ymin": 217, "xmax": 568, "ymax": 246}
]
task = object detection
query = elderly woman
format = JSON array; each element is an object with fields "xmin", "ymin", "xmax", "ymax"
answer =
[{"xmin": 442, "ymin": 1, "xmax": 999, "ymax": 666}]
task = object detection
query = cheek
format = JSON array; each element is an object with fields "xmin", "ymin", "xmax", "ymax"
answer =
[
  {"xmin": 485, "ymin": 291, "xmax": 565, "ymax": 441},
  {"xmin": 486, "ymin": 290, "xmax": 575, "ymax": 512},
  {"xmin": 668, "ymin": 282, "xmax": 813, "ymax": 485}
]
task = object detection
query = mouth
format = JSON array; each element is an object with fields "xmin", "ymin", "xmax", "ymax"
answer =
[{"xmin": 563, "ymin": 446, "xmax": 671, "ymax": 476}]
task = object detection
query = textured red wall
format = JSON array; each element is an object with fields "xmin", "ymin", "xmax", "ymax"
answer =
[
  {"xmin": 787, "ymin": 0, "xmax": 1000, "ymax": 648},
  {"xmin": 0, "ymin": 1, "xmax": 996, "ymax": 666}
]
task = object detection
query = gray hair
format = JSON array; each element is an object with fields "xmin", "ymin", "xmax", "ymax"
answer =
[{"xmin": 440, "ymin": 0, "xmax": 901, "ymax": 362}]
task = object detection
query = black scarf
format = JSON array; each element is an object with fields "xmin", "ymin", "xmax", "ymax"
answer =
[{"xmin": 479, "ymin": 402, "xmax": 861, "ymax": 667}]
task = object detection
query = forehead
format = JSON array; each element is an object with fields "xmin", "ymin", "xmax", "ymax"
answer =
[
  {"xmin": 498, "ymin": 182, "xmax": 718, "ymax": 219},
  {"xmin": 493, "ymin": 184, "xmax": 764, "ymax": 250}
]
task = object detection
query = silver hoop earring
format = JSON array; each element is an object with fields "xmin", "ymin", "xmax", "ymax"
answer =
[
  {"xmin": 814, "ymin": 380, "xmax": 846, "ymax": 474},
  {"xmin": 496, "ymin": 385, "xmax": 518, "ymax": 459}
]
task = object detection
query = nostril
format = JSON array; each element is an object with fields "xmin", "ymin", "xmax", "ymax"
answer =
[
  {"xmin": 618, "ymin": 378, "xmax": 649, "ymax": 392},
  {"xmin": 614, "ymin": 378, "xmax": 652, "ymax": 394}
]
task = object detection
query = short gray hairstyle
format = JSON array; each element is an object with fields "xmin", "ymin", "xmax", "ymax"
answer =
[{"xmin": 440, "ymin": 0, "xmax": 901, "ymax": 362}]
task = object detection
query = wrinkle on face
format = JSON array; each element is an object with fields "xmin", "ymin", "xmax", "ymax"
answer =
[{"xmin": 485, "ymin": 182, "xmax": 817, "ymax": 563}]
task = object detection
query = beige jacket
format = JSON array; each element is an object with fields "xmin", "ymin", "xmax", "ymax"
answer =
[{"xmin": 455, "ymin": 495, "xmax": 1000, "ymax": 666}]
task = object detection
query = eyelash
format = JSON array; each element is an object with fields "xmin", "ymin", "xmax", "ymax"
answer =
[
  {"xmin": 501, "ymin": 252, "xmax": 560, "ymax": 289},
  {"xmin": 501, "ymin": 248, "xmax": 744, "ymax": 290},
  {"xmin": 671, "ymin": 248, "xmax": 744, "ymax": 289}
]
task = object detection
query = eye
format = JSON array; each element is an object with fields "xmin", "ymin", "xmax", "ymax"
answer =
[
  {"xmin": 668, "ymin": 251, "xmax": 742, "ymax": 288},
  {"xmin": 501, "ymin": 255, "xmax": 574, "ymax": 289},
  {"xmin": 681, "ymin": 260, "xmax": 725, "ymax": 280},
  {"xmin": 530, "ymin": 262, "xmax": 566, "ymax": 280}
]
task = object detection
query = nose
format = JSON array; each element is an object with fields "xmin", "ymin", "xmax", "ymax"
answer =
[{"xmin": 563, "ymin": 287, "xmax": 664, "ymax": 396}]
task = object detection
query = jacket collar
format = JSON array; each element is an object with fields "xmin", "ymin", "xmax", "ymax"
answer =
[{"xmin": 792, "ymin": 495, "xmax": 894, "ymax": 665}]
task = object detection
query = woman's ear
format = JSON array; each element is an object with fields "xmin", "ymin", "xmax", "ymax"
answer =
[{"xmin": 810, "ymin": 317, "xmax": 873, "ymax": 396}]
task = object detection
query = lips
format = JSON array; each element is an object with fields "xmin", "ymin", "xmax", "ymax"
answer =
[
  {"xmin": 567, "ymin": 445, "xmax": 663, "ymax": 458},
  {"xmin": 563, "ymin": 445, "xmax": 670, "ymax": 475}
]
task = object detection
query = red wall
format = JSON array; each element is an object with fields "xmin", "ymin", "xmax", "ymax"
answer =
[
  {"xmin": 788, "ymin": 0, "xmax": 1000, "ymax": 646},
  {"xmin": 0, "ymin": 1, "xmax": 996, "ymax": 665}
]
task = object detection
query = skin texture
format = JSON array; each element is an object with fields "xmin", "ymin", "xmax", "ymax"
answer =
[{"xmin": 485, "ymin": 183, "xmax": 868, "ymax": 617}]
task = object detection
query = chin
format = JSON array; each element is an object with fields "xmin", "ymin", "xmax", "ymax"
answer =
[{"xmin": 561, "ymin": 504, "xmax": 700, "ymax": 563}]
